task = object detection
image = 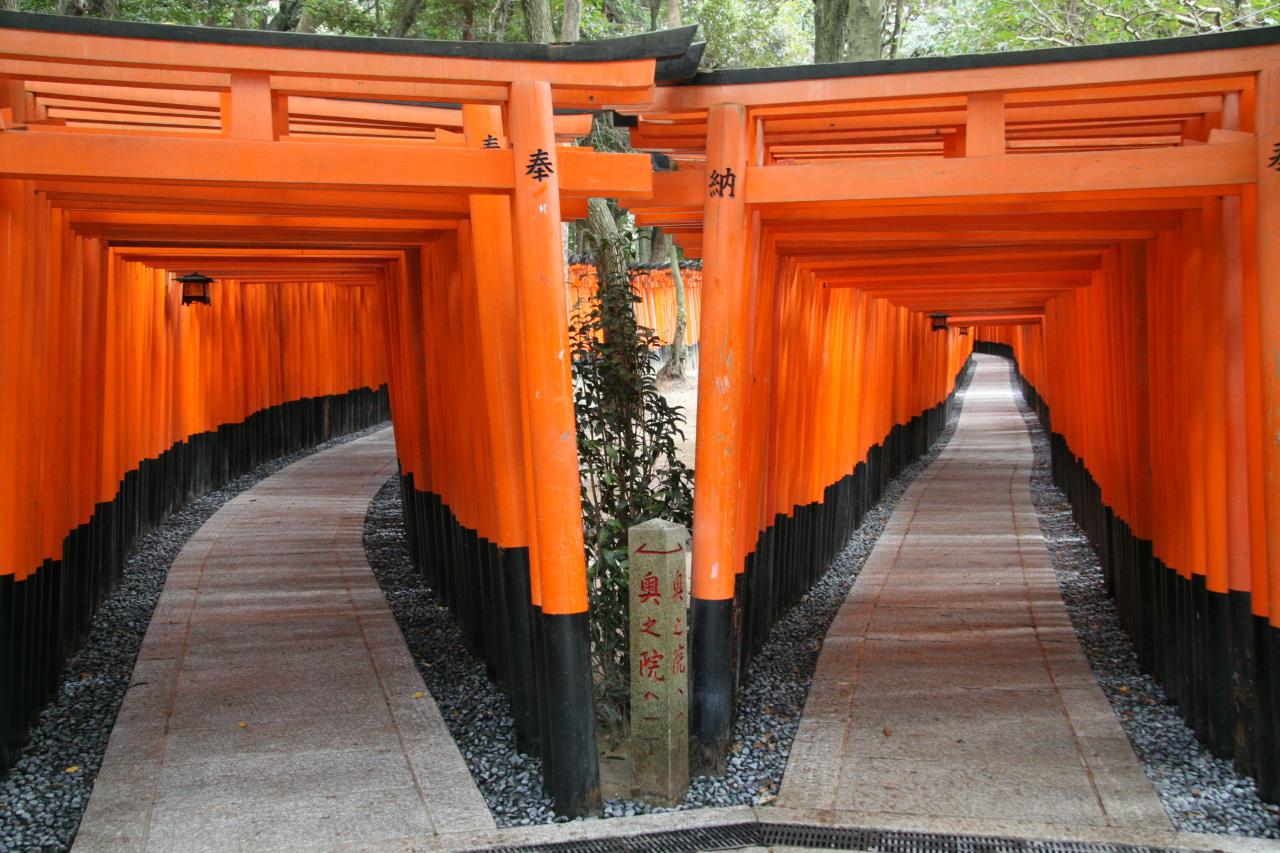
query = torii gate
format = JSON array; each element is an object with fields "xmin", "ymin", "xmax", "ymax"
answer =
[
  {"xmin": 0, "ymin": 11, "xmax": 703, "ymax": 816},
  {"xmin": 5, "ymin": 8, "xmax": 1280, "ymax": 816},
  {"xmin": 623, "ymin": 26, "xmax": 1280, "ymax": 800}
]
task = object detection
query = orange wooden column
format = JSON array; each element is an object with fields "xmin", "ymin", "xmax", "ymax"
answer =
[
  {"xmin": 507, "ymin": 79, "xmax": 599, "ymax": 817},
  {"xmin": 462, "ymin": 103, "xmax": 542, "ymax": 755},
  {"xmin": 1221, "ymin": 188, "xmax": 1266, "ymax": 771},
  {"xmin": 1253, "ymin": 66, "xmax": 1280, "ymax": 800},
  {"xmin": 689, "ymin": 101, "xmax": 750, "ymax": 774}
]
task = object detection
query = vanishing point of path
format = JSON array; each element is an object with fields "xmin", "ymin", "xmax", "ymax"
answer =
[
  {"xmin": 74, "ymin": 428, "xmax": 494, "ymax": 852},
  {"xmin": 780, "ymin": 354, "xmax": 1173, "ymax": 837}
]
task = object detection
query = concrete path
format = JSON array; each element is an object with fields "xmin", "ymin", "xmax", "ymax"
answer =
[
  {"xmin": 75, "ymin": 428, "xmax": 494, "ymax": 853},
  {"xmin": 778, "ymin": 355, "xmax": 1172, "ymax": 836}
]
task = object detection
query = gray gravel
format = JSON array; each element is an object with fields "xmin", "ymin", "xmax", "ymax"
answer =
[
  {"xmin": 1009, "ymin": 362, "xmax": 1280, "ymax": 839},
  {"xmin": 362, "ymin": 380, "xmax": 972, "ymax": 827},
  {"xmin": 0, "ymin": 422, "xmax": 390, "ymax": 853}
]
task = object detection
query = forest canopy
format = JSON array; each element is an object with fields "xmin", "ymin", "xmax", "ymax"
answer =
[{"xmin": 4, "ymin": 0, "xmax": 1277, "ymax": 71}]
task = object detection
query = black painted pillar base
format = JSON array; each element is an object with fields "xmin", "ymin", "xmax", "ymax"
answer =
[
  {"xmin": 501, "ymin": 548, "xmax": 541, "ymax": 755},
  {"xmin": 690, "ymin": 596, "xmax": 734, "ymax": 776},
  {"xmin": 540, "ymin": 611, "xmax": 601, "ymax": 817}
]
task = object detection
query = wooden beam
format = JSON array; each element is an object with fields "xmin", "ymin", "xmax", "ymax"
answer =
[
  {"xmin": 746, "ymin": 142, "xmax": 1254, "ymax": 204},
  {"xmin": 0, "ymin": 130, "xmax": 652, "ymax": 196}
]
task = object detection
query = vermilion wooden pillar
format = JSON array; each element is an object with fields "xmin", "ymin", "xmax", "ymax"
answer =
[
  {"xmin": 507, "ymin": 79, "xmax": 600, "ymax": 817},
  {"xmin": 462, "ymin": 104, "xmax": 541, "ymax": 756},
  {"xmin": 1253, "ymin": 66, "xmax": 1280, "ymax": 801},
  {"xmin": 690, "ymin": 102, "xmax": 750, "ymax": 774}
]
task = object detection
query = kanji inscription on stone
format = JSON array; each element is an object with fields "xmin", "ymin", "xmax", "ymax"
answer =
[{"xmin": 628, "ymin": 518, "xmax": 690, "ymax": 805}]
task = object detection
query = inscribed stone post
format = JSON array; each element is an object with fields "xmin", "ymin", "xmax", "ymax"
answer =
[{"xmin": 628, "ymin": 518, "xmax": 690, "ymax": 805}]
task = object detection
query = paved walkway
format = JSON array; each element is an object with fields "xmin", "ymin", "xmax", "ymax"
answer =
[
  {"xmin": 778, "ymin": 355, "xmax": 1172, "ymax": 836},
  {"xmin": 75, "ymin": 428, "xmax": 494, "ymax": 853}
]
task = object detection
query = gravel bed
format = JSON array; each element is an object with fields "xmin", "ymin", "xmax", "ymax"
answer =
[
  {"xmin": 1009, "ymin": 362, "xmax": 1280, "ymax": 839},
  {"xmin": 362, "ymin": 381, "xmax": 972, "ymax": 827},
  {"xmin": 0, "ymin": 421, "xmax": 391, "ymax": 853}
]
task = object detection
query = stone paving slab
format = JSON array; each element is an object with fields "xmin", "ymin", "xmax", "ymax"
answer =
[
  {"xmin": 777, "ymin": 355, "xmax": 1172, "ymax": 835},
  {"xmin": 74, "ymin": 428, "xmax": 495, "ymax": 853}
]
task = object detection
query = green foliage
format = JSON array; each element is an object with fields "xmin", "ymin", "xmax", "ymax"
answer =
[
  {"xmin": 16, "ymin": 0, "xmax": 1278, "ymax": 68},
  {"xmin": 569, "ymin": 226, "xmax": 694, "ymax": 732},
  {"xmin": 897, "ymin": 0, "xmax": 1279, "ymax": 56},
  {"xmin": 688, "ymin": 0, "xmax": 813, "ymax": 68}
]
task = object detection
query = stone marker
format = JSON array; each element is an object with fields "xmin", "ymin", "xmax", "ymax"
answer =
[{"xmin": 628, "ymin": 518, "xmax": 691, "ymax": 806}]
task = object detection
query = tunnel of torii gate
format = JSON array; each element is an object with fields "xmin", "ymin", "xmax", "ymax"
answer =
[{"xmin": 2, "ymin": 9, "xmax": 1280, "ymax": 819}]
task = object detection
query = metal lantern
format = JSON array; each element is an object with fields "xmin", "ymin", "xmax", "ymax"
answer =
[
  {"xmin": 928, "ymin": 312, "xmax": 949, "ymax": 332},
  {"xmin": 176, "ymin": 272, "xmax": 214, "ymax": 306}
]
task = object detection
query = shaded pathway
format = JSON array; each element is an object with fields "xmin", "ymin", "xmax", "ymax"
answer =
[
  {"xmin": 779, "ymin": 355, "xmax": 1171, "ymax": 834},
  {"xmin": 75, "ymin": 428, "xmax": 494, "ymax": 852}
]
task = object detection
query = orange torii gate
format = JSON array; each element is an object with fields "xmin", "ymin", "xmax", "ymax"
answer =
[
  {"xmin": 622, "ymin": 28, "xmax": 1280, "ymax": 799},
  {"xmin": 0, "ymin": 12, "xmax": 705, "ymax": 815},
  {"xmin": 5, "ymin": 7, "xmax": 1280, "ymax": 816}
]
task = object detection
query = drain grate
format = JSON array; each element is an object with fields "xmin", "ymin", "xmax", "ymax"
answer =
[
  {"xmin": 757, "ymin": 823, "xmax": 1178, "ymax": 853},
  {"xmin": 479, "ymin": 821, "xmax": 760, "ymax": 852},
  {"xmin": 476, "ymin": 820, "xmax": 1189, "ymax": 853}
]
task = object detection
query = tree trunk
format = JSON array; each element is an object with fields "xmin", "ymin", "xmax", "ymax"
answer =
[
  {"xmin": 231, "ymin": 3, "xmax": 253, "ymax": 28},
  {"xmin": 296, "ymin": 5, "xmax": 319, "ymax": 33},
  {"xmin": 58, "ymin": 0, "xmax": 119, "ymax": 17},
  {"xmin": 561, "ymin": 0, "xmax": 582, "ymax": 41},
  {"xmin": 462, "ymin": 0, "xmax": 476, "ymax": 40},
  {"xmin": 268, "ymin": 0, "xmax": 303, "ymax": 31},
  {"xmin": 637, "ymin": 227, "xmax": 653, "ymax": 265},
  {"xmin": 585, "ymin": 196, "xmax": 644, "ymax": 436},
  {"xmin": 844, "ymin": 0, "xmax": 883, "ymax": 61},
  {"xmin": 389, "ymin": 0, "xmax": 424, "ymax": 37},
  {"xmin": 814, "ymin": 0, "xmax": 851, "ymax": 63},
  {"xmin": 665, "ymin": 0, "xmax": 682, "ymax": 27},
  {"xmin": 490, "ymin": 0, "xmax": 514, "ymax": 40},
  {"xmin": 886, "ymin": 0, "xmax": 904, "ymax": 58},
  {"xmin": 587, "ymin": 199, "xmax": 627, "ymax": 304},
  {"xmin": 523, "ymin": 0, "xmax": 555, "ymax": 42},
  {"xmin": 658, "ymin": 246, "xmax": 688, "ymax": 382},
  {"xmin": 650, "ymin": 228, "xmax": 673, "ymax": 265}
]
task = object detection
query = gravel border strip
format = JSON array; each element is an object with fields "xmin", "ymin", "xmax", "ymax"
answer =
[
  {"xmin": 0, "ymin": 421, "xmax": 391, "ymax": 853},
  {"xmin": 1009, "ymin": 361, "xmax": 1280, "ymax": 839},
  {"xmin": 363, "ymin": 377, "xmax": 972, "ymax": 827}
]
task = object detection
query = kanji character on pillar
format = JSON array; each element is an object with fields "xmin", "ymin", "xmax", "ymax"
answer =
[{"xmin": 525, "ymin": 148, "xmax": 555, "ymax": 181}]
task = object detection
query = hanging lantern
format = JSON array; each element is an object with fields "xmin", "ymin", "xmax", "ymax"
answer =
[
  {"xmin": 176, "ymin": 272, "xmax": 214, "ymax": 306},
  {"xmin": 959, "ymin": 326, "xmax": 970, "ymax": 337},
  {"xmin": 928, "ymin": 312, "xmax": 949, "ymax": 332}
]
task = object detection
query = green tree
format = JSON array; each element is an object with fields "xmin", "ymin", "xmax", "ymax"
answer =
[{"xmin": 898, "ymin": 0, "xmax": 1278, "ymax": 56}]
